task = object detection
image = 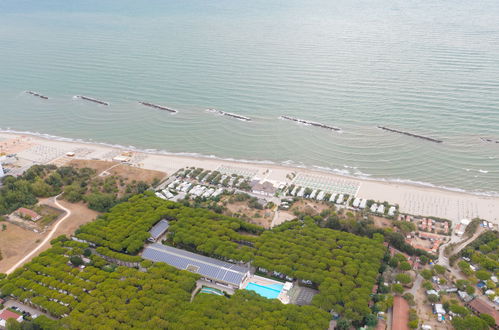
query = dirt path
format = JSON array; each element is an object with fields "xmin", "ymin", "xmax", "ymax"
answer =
[
  {"xmin": 1, "ymin": 198, "xmax": 99, "ymax": 274},
  {"xmin": 5, "ymin": 195, "xmax": 71, "ymax": 274}
]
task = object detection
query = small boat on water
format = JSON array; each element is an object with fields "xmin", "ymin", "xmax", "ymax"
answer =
[
  {"xmin": 139, "ymin": 101, "xmax": 177, "ymax": 114},
  {"xmin": 206, "ymin": 108, "xmax": 251, "ymax": 121},
  {"xmin": 25, "ymin": 91, "xmax": 48, "ymax": 100},
  {"xmin": 74, "ymin": 95, "xmax": 109, "ymax": 106},
  {"xmin": 279, "ymin": 115, "xmax": 341, "ymax": 131},
  {"xmin": 377, "ymin": 126, "xmax": 442, "ymax": 143}
]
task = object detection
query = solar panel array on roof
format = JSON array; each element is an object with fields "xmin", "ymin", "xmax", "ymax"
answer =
[
  {"xmin": 142, "ymin": 243, "xmax": 249, "ymax": 287},
  {"xmin": 149, "ymin": 220, "xmax": 170, "ymax": 240}
]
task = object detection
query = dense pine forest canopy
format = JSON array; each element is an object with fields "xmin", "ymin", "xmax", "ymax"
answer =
[
  {"xmin": 0, "ymin": 241, "xmax": 330, "ymax": 329},
  {"xmin": 254, "ymin": 220, "xmax": 385, "ymax": 321},
  {"xmin": 0, "ymin": 165, "xmax": 150, "ymax": 215},
  {"xmin": 1, "ymin": 192, "xmax": 386, "ymax": 328}
]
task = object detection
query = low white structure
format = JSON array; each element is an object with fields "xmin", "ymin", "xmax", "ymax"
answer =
[
  {"xmin": 377, "ymin": 204, "xmax": 385, "ymax": 214},
  {"xmin": 291, "ymin": 186, "xmax": 298, "ymax": 196},
  {"xmin": 309, "ymin": 190, "xmax": 317, "ymax": 199},
  {"xmin": 336, "ymin": 194, "xmax": 344, "ymax": 204},
  {"xmin": 162, "ymin": 189, "xmax": 174, "ymax": 199},
  {"xmin": 352, "ymin": 198, "xmax": 361, "ymax": 208},
  {"xmin": 329, "ymin": 193, "xmax": 337, "ymax": 202},
  {"xmin": 202, "ymin": 188, "xmax": 215, "ymax": 198},
  {"xmin": 370, "ymin": 203, "xmax": 378, "ymax": 213},
  {"xmin": 316, "ymin": 191, "xmax": 325, "ymax": 201},
  {"xmin": 433, "ymin": 304, "xmax": 446, "ymax": 315},
  {"xmin": 297, "ymin": 187, "xmax": 305, "ymax": 197},
  {"xmin": 359, "ymin": 199, "xmax": 367, "ymax": 209},
  {"xmin": 0, "ymin": 162, "xmax": 4, "ymax": 178},
  {"xmin": 155, "ymin": 192, "xmax": 167, "ymax": 200},
  {"xmin": 388, "ymin": 206, "xmax": 396, "ymax": 216},
  {"xmin": 212, "ymin": 188, "xmax": 224, "ymax": 198}
]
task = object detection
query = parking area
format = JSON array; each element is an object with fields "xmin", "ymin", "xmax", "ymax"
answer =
[{"xmin": 3, "ymin": 299, "xmax": 55, "ymax": 320}]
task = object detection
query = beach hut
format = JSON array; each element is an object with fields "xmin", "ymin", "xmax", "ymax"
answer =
[
  {"xmin": 359, "ymin": 199, "xmax": 367, "ymax": 209},
  {"xmin": 370, "ymin": 203, "xmax": 378, "ymax": 213},
  {"xmin": 329, "ymin": 193, "xmax": 337, "ymax": 202},
  {"xmin": 377, "ymin": 204, "xmax": 385, "ymax": 214},
  {"xmin": 309, "ymin": 190, "xmax": 317, "ymax": 199},
  {"xmin": 316, "ymin": 191, "xmax": 325, "ymax": 201},
  {"xmin": 297, "ymin": 187, "xmax": 305, "ymax": 197}
]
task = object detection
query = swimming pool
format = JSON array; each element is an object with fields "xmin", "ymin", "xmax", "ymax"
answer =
[
  {"xmin": 200, "ymin": 287, "xmax": 224, "ymax": 296},
  {"xmin": 245, "ymin": 282, "xmax": 284, "ymax": 299}
]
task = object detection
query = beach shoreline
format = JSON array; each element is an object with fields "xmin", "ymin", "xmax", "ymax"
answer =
[{"xmin": 1, "ymin": 130, "xmax": 499, "ymax": 224}]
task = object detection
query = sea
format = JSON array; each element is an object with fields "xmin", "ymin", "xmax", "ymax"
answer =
[{"xmin": 1, "ymin": 0, "xmax": 498, "ymax": 195}]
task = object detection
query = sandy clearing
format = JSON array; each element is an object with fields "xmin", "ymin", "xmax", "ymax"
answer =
[{"xmin": 0, "ymin": 198, "xmax": 99, "ymax": 274}]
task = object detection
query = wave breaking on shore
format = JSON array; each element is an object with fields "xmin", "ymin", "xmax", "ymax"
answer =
[{"xmin": 1, "ymin": 128, "xmax": 498, "ymax": 198}]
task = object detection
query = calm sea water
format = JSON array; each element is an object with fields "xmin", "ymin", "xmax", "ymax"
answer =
[{"xmin": 1, "ymin": 0, "xmax": 498, "ymax": 195}]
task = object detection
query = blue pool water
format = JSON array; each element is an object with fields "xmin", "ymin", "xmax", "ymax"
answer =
[
  {"xmin": 200, "ymin": 287, "xmax": 224, "ymax": 296},
  {"xmin": 245, "ymin": 282, "xmax": 284, "ymax": 299}
]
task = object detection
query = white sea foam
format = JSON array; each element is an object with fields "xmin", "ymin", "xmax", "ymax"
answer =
[{"xmin": 1, "ymin": 128, "xmax": 499, "ymax": 198}]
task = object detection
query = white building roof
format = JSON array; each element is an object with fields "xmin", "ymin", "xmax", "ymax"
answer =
[
  {"xmin": 434, "ymin": 304, "xmax": 446, "ymax": 314},
  {"xmin": 388, "ymin": 206, "xmax": 396, "ymax": 216},
  {"xmin": 370, "ymin": 203, "xmax": 378, "ymax": 213},
  {"xmin": 352, "ymin": 198, "xmax": 361, "ymax": 208},
  {"xmin": 336, "ymin": 194, "xmax": 344, "ymax": 204}
]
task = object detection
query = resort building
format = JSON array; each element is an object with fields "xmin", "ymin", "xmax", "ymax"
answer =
[
  {"xmin": 251, "ymin": 181, "xmax": 277, "ymax": 197},
  {"xmin": 142, "ymin": 243, "xmax": 250, "ymax": 289},
  {"xmin": 15, "ymin": 207, "xmax": 41, "ymax": 221},
  {"xmin": 148, "ymin": 220, "xmax": 169, "ymax": 242}
]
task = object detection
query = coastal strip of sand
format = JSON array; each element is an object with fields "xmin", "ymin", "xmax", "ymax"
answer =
[{"xmin": 1, "ymin": 131, "xmax": 498, "ymax": 224}]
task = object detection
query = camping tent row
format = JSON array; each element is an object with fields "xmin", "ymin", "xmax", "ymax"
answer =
[
  {"xmin": 288, "ymin": 188, "xmax": 350, "ymax": 204},
  {"xmin": 142, "ymin": 243, "xmax": 250, "ymax": 289},
  {"xmin": 367, "ymin": 203, "xmax": 396, "ymax": 216}
]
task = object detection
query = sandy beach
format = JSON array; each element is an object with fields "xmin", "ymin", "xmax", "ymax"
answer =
[{"xmin": 1, "ymin": 131, "xmax": 498, "ymax": 224}]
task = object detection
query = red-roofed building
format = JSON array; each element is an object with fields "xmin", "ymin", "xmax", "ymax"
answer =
[
  {"xmin": 0, "ymin": 309, "xmax": 23, "ymax": 327},
  {"xmin": 15, "ymin": 207, "xmax": 41, "ymax": 221},
  {"xmin": 392, "ymin": 296, "xmax": 409, "ymax": 330}
]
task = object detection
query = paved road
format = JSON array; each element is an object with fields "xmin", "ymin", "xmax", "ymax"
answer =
[{"xmin": 5, "ymin": 194, "xmax": 71, "ymax": 274}]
